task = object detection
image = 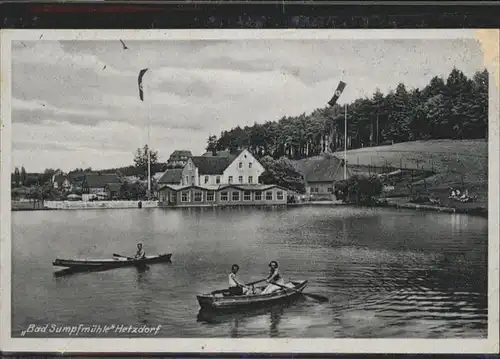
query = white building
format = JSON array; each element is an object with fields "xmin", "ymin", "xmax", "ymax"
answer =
[{"xmin": 191, "ymin": 149, "xmax": 265, "ymax": 186}]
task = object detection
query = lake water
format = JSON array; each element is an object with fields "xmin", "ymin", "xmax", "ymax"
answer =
[{"xmin": 11, "ymin": 206, "xmax": 488, "ymax": 338}]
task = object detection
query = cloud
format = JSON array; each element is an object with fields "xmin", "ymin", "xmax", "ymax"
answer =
[
  {"xmin": 12, "ymin": 98, "xmax": 110, "ymax": 125},
  {"xmin": 10, "ymin": 38, "xmax": 485, "ymax": 172}
]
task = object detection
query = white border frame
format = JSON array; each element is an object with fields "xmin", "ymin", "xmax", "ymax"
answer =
[{"xmin": 1, "ymin": 29, "xmax": 498, "ymax": 354}]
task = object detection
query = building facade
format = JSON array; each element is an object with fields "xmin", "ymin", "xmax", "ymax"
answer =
[
  {"xmin": 222, "ymin": 149, "xmax": 265, "ymax": 185},
  {"xmin": 294, "ymin": 155, "xmax": 351, "ymax": 201},
  {"xmin": 158, "ymin": 184, "xmax": 288, "ymax": 207},
  {"xmin": 192, "ymin": 149, "xmax": 265, "ymax": 186},
  {"xmin": 158, "ymin": 158, "xmax": 199, "ymax": 187}
]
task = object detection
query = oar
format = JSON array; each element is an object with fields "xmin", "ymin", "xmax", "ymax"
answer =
[
  {"xmin": 245, "ymin": 278, "xmax": 267, "ymax": 286},
  {"xmin": 113, "ymin": 253, "xmax": 134, "ymax": 260},
  {"xmin": 210, "ymin": 279, "xmax": 267, "ymax": 295},
  {"xmin": 272, "ymin": 282, "xmax": 329, "ymax": 303}
]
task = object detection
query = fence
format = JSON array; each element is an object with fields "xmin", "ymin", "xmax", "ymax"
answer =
[{"xmin": 44, "ymin": 200, "xmax": 159, "ymax": 210}]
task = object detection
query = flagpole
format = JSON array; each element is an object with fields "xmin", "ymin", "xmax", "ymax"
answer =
[
  {"xmin": 344, "ymin": 103, "xmax": 347, "ymax": 181},
  {"xmin": 138, "ymin": 68, "xmax": 152, "ymax": 200},
  {"xmin": 147, "ymin": 106, "xmax": 151, "ymax": 199}
]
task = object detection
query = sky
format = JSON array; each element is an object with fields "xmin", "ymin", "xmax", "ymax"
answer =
[{"xmin": 10, "ymin": 37, "xmax": 485, "ymax": 173}]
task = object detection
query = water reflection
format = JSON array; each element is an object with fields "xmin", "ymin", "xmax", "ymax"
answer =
[
  {"xmin": 197, "ymin": 296, "xmax": 303, "ymax": 338},
  {"xmin": 134, "ymin": 266, "xmax": 152, "ymax": 324}
]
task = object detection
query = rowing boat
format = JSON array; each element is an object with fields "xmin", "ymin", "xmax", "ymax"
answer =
[
  {"xmin": 196, "ymin": 280, "xmax": 308, "ymax": 310},
  {"xmin": 53, "ymin": 253, "xmax": 172, "ymax": 269}
]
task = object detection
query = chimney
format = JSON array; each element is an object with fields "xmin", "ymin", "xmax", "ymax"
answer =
[{"xmin": 212, "ymin": 148, "xmax": 217, "ymax": 156}]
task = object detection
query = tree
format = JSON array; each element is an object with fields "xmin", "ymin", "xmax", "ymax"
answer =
[
  {"xmin": 206, "ymin": 135, "xmax": 218, "ymax": 154},
  {"xmin": 471, "ymin": 69, "xmax": 489, "ymax": 138},
  {"xmin": 446, "ymin": 68, "xmax": 476, "ymax": 139},
  {"xmin": 20, "ymin": 166, "xmax": 27, "ymax": 186},
  {"xmin": 133, "ymin": 145, "xmax": 159, "ymax": 180},
  {"xmin": 335, "ymin": 175, "xmax": 383, "ymax": 205},
  {"xmin": 258, "ymin": 156, "xmax": 305, "ymax": 193},
  {"xmin": 41, "ymin": 168, "xmax": 57, "ymax": 185},
  {"xmin": 13, "ymin": 167, "xmax": 20, "ymax": 187},
  {"xmin": 206, "ymin": 67, "xmax": 487, "ymax": 159}
]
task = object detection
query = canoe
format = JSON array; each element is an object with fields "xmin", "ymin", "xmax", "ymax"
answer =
[
  {"xmin": 196, "ymin": 280, "xmax": 308, "ymax": 310},
  {"xmin": 53, "ymin": 253, "xmax": 172, "ymax": 269}
]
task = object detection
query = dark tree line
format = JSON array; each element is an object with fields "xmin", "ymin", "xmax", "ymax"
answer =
[{"xmin": 208, "ymin": 68, "xmax": 488, "ymax": 160}]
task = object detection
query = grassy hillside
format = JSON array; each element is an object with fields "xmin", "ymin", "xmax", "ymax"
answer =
[{"xmin": 294, "ymin": 140, "xmax": 488, "ymax": 208}]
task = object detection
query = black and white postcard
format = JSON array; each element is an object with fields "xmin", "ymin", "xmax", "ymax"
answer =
[{"xmin": 0, "ymin": 29, "xmax": 498, "ymax": 354}]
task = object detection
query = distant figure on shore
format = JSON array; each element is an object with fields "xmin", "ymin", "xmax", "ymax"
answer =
[
  {"xmin": 228, "ymin": 264, "xmax": 249, "ymax": 296},
  {"xmin": 134, "ymin": 243, "xmax": 146, "ymax": 259},
  {"xmin": 261, "ymin": 260, "xmax": 286, "ymax": 295}
]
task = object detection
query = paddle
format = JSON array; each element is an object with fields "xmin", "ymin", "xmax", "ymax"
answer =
[
  {"xmin": 113, "ymin": 253, "xmax": 134, "ymax": 260},
  {"xmin": 210, "ymin": 278, "xmax": 267, "ymax": 295},
  {"xmin": 245, "ymin": 278, "xmax": 267, "ymax": 286},
  {"xmin": 271, "ymin": 282, "xmax": 329, "ymax": 303}
]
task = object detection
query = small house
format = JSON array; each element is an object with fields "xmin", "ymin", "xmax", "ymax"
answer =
[
  {"xmin": 82, "ymin": 173, "xmax": 122, "ymax": 195},
  {"xmin": 294, "ymin": 156, "xmax": 352, "ymax": 200}
]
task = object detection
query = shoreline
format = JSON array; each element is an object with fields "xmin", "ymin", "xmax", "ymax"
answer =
[{"xmin": 11, "ymin": 199, "xmax": 487, "ymax": 217}]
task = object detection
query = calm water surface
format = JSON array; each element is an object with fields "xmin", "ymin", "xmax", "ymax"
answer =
[{"xmin": 12, "ymin": 206, "xmax": 488, "ymax": 338}]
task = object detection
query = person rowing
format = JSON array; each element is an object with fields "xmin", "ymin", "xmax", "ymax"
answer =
[
  {"xmin": 134, "ymin": 243, "xmax": 146, "ymax": 259},
  {"xmin": 228, "ymin": 264, "xmax": 249, "ymax": 296},
  {"xmin": 261, "ymin": 260, "xmax": 286, "ymax": 294}
]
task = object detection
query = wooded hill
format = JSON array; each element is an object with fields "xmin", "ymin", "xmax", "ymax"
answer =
[{"xmin": 206, "ymin": 68, "xmax": 489, "ymax": 160}]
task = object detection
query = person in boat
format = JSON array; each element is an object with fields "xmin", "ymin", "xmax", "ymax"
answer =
[
  {"xmin": 228, "ymin": 264, "xmax": 249, "ymax": 296},
  {"xmin": 261, "ymin": 260, "xmax": 286, "ymax": 295},
  {"xmin": 134, "ymin": 243, "xmax": 146, "ymax": 259}
]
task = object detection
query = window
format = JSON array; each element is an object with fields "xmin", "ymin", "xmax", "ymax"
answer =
[
  {"xmin": 188, "ymin": 162, "xmax": 192, "ymax": 169},
  {"xmin": 310, "ymin": 187, "xmax": 318, "ymax": 193},
  {"xmin": 194, "ymin": 192, "xmax": 202, "ymax": 202},
  {"xmin": 170, "ymin": 193, "xmax": 176, "ymax": 202},
  {"xmin": 244, "ymin": 191, "xmax": 251, "ymax": 201},
  {"xmin": 232, "ymin": 191, "xmax": 240, "ymax": 201},
  {"xmin": 207, "ymin": 191, "xmax": 215, "ymax": 201},
  {"xmin": 265, "ymin": 191, "xmax": 273, "ymax": 201},
  {"xmin": 204, "ymin": 176, "xmax": 209, "ymax": 184},
  {"xmin": 249, "ymin": 162, "xmax": 252, "ymax": 168},
  {"xmin": 238, "ymin": 162, "xmax": 243, "ymax": 169},
  {"xmin": 327, "ymin": 187, "xmax": 333, "ymax": 193},
  {"xmin": 277, "ymin": 191, "xmax": 284, "ymax": 200},
  {"xmin": 220, "ymin": 191, "xmax": 228, "ymax": 201},
  {"xmin": 248, "ymin": 176, "xmax": 253, "ymax": 184},
  {"xmin": 181, "ymin": 191, "xmax": 190, "ymax": 202},
  {"xmin": 185, "ymin": 176, "xmax": 189, "ymax": 184},
  {"xmin": 216, "ymin": 176, "xmax": 221, "ymax": 184},
  {"xmin": 254, "ymin": 191, "xmax": 262, "ymax": 201},
  {"xmin": 228, "ymin": 176, "xmax": 233, "ymax": 184},
  {"xmin": 191, "ymin": 176, "xmax": 195, "ymax": 184},
  {"xmin": 238, "ymin": 176, "xmax": 243, "ymax": 184}
]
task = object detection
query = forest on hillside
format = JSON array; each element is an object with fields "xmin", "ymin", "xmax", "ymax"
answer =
[{"xmin": 206, "ymin": 68, "xmax": 489, "ymax": 160}]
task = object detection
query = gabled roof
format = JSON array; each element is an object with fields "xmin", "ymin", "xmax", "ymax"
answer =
[
  {"xmin": 68, "ymin": 171, "xmax": 88, "ymax": 182},
  {"xmin": 191, "ymin": 156, "xmax": 233, "ymax": 175},
  {"xmin": 159, "ymin": 183, "xmax": 288, "ymax": 192},
  {"xmin": 152, "ymin": 172, "xmax": 165, "ymax": 181},
  {"xmin": 201, "ymin": 150, "xmax": 238, "ymax": 158},
  {"xmin": 293, "ymin": 155, "xmax": 351, "ymax": 183},
  {"xmin": 84, "ymin": 174, "xmax": 121, "ymax": 188},
  {"xmin": 157, "ymin": 168, "xmax": 183, "ymax": 184},
  {"xmin": 169, "ymin": 150, "xmax": 192, "ymax": 159}
]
